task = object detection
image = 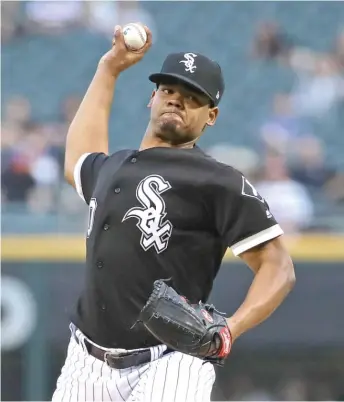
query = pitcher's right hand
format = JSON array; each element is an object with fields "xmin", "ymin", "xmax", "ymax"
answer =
[{"xmin": 99, "ymin": 24, "xmax": 152, "ymax": 77}]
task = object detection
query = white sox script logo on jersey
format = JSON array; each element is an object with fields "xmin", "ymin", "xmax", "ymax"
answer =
[
  {"xmin": 122, "ymin": 175, "xmax": 173, "ymax": 253},
  {"xmin": 179, "ymin": 53, "xmax": 197, "ymax": 73}
]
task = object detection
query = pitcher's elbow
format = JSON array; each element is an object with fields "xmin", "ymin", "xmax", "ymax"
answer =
[
  {"xmin": 285, "ymin": 257, "xmax": 296, "ymax": 291},
  {"xmin": 64, "ymin": 158, "xmax": 74, "ymax": 185}
]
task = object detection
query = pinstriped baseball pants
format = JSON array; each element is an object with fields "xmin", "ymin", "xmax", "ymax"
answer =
[{"xmin": 52, "ymin": 326, "xmax": 216, "ymax": 402}]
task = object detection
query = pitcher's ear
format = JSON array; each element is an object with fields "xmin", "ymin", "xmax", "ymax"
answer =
[
  {"xmin": 206, "ymin": 107, "xmax": 219, "ymax": 126},
  {"xmin": 147, "ymin": 90, "xmax": 156, "ymax": 108}
]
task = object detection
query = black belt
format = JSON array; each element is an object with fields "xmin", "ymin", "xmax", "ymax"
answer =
[{"xmin": 81, "ymin": 337, "xmax": 172, "ymax": 370}]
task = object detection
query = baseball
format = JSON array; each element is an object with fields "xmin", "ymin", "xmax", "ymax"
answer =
[{"xmin": 122, "ymin": 23, "xmax": 147, "ymax": 51}]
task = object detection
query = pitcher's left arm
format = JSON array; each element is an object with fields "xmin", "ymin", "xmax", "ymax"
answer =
[
  {"xmin": 214, "ymin": 169, "xmax": 296, "ymax": 342},
  {"xmin": 227, "ymin": 236, "xmax": 295, "ymax": 341}
]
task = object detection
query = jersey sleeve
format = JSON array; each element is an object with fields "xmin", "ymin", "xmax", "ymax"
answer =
[
  {"xmin": 215, "ymin": 169, "xmax": 284, "ymax": 256},
  {"xmin": 73, "ymin": 152, "xmax": 108, "ymax": 204}
]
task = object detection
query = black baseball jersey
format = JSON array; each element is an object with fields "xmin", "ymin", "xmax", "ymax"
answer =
[{"xmin": 71, "ymin": 146, "xmax": 283, "ymax": 349}]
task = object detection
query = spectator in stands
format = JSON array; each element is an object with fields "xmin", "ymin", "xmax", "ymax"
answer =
[
  {"xmin": 290, "ymin": 54, "xmax": 344, "ymax": 118},
  {"xmin": 251, "ymin": 21, "xmax": 291, "ymax": 62},
  {"xmin": 24, "ymin": 125, "xmax": 60, "ymax": 212},
  {"xmin": 1, "ymin": 154, "xmax": 35, "ymax": 204},
  {"xmin": 290, "ymin": 136, "xmax": 336, "ymax": 191},
  {"xmin": 260, "ymin": 92, "xmax": 312, "ymax": 154},
  {"xmin": 3, "ymin": 95, "xmax": 32, "ymax": 132},
  {"xmin": 206, "ymin": 143, "xmax": 259, "ymax": 179},
  {"xmin": 1, "ymin": 126, "xmax": 22, "ymax": 172},
  {"xmin": 2, "ymin": 95, "xmax": 33, "ymax": 174},
  {"xmin": 85, "ymin": 1, "xmax": 156, "ymax": 39},
  {"xmin": 1, "ymin": 2, "xmax": 24, "ymax": 43},
  {"xmin": 37, "ymin": 121, "xmax": 63, "ymax": 166},
  {"xmin": 25, "ymin": 0, "xmax": 84, "ymax": 34},
  {"xmin": 333, "ymin": 28, "xmax": 344, "ymax": 72},
  {"xmin": 255, "ymin": 151, "xmax": 314, "ymax": 234},
  {"xmin": 25, "ymin": 125, "xmax": 60, "ymax": 185},
  {"xmin": 325, "ymin": 172, "xmax": 344, "ymax": 205},
  {"xmin": 2, "ymin": 119, "xmax": 61, "ymax": 212}
]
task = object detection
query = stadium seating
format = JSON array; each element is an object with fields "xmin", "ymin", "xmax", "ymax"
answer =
[
  {"xmin": 2, "ymin": 1, "xmax": 344, "ymax": 233},
  {"xmin": 2, "ymin": 2, "xmax": 343, "ymax": 152}
]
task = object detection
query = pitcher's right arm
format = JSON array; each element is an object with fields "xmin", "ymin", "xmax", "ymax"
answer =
[{"xmin": 64, "ymin": 24, "xmax": 152, "ymax": 189}]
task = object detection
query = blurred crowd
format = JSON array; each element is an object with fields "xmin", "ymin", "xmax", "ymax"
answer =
[
  {"xmin": 1, "ymin": 1, "xmax": 155, "ymax": 217},
  {"xmin": 2, "ymin": 2, "xmax": 344, "ymax": 235},
  {"xmin": 209, "ymin": 21, "xmax": 344, "ymax": 234},
  {"xmin": 1, "ymin": 1, "xmax": 156, "ymax": 41},
  {"xmin": 1, "ymin": 94, "xmax": 80, "ymax": 213}
]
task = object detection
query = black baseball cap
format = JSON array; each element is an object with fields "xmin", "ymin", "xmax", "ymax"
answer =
[{"xmin": 149, "ymin": 52, "xmax": 225, "ymax": 106}]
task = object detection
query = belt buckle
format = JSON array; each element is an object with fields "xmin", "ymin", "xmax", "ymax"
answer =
[
  {"xmin": 104, "ymin": 351, "xmax": 123, "ymax": 367},
  {"xmin": 104, "ymin": 351, "xmax": 112, "ymax": 366}
]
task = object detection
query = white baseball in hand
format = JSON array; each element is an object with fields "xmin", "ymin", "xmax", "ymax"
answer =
[{"xmin": 122, "ymin": 23, "xmax": 147, "ymax": 51}]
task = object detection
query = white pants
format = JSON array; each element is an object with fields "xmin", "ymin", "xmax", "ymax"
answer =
[{"xmin": 52, "ymin": 325, "xmax": 216, "ymax": 402}]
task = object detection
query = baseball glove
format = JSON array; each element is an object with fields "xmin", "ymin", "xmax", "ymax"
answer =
[{"xmin": 138, "ymin": 279, "xmax": 232, "ymax": 366}]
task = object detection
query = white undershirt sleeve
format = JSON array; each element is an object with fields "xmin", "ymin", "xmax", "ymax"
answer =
[
  {"xmin": 73, "ymin": 153, "xmax": 91, "ymax": 203},
  {"xmin": 231, "ymin": 224, "xmax": 284, "ymax": 256}
]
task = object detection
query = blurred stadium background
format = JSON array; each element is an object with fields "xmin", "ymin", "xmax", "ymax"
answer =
[{"xmin": 1, "ymin": 1, "xmax": 344, "ymax": 401}]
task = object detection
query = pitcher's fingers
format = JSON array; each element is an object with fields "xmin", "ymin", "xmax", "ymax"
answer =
[
  {"xmin": 144, "ymin": 26, "xmax": 153, "ymax": 46},
  {"xmin": 112, "ymin": 25, "xmax": 125, "ymax": 48}
]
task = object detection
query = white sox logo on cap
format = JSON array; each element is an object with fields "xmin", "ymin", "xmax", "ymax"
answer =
[{"xmin": 179, "ymin": 53, "xmax": 197, "ymax": 73}]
